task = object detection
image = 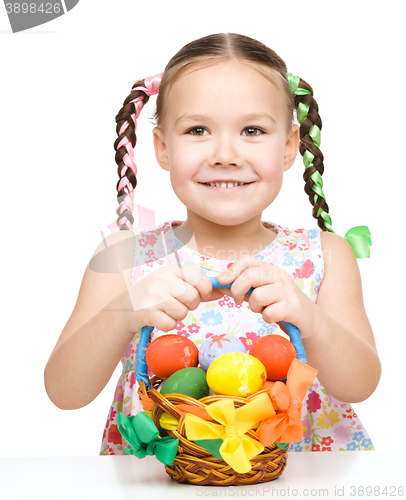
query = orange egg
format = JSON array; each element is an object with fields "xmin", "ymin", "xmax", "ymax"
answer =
[
  {"xmin": 250, "ymin": 335, "xmax": 296, "ymax": 381},
  {"xmin": 145, "ymin": 335, "xmax": 198, "ymax": 379}
]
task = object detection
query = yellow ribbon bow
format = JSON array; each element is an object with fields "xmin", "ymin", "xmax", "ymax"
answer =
[
  {"xmin": 258, "ymin": 359, "xmax": 318, "ymax": 445},
  {"xmin": 184, "ymin": 393, "xmax": 275, "ymax": 473}
]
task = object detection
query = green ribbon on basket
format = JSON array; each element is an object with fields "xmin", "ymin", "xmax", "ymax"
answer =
[
  {"xmin": 275, "ymin": 442, "xmax": 289, "ymax": 450},
  {"xmin": 193, "ymin": 439, "xmax": 224, "ymax": 459},
  {"xmin": 344, "ymin": 226, "xmax": 372, "ymax": 258},
  {"xmin": 117, "ymin": 412, "xmax": 179, "ymax": 466}
]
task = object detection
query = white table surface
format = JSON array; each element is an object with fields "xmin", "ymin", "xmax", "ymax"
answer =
[{"xmin": 1, "ymin": 452, "xmax": 405, "ymax": 499}]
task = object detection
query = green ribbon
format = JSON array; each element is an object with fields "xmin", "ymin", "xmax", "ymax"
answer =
[
  {"xmin": 297, "ymin": 102, "xmax": 310, "ymax": 124},
  {"xmin": 309, "ymin": 125, "xmax": 321, "ymax": 148},
  {"xmin": 302, "ymin": 149, "xmax": 334, "ymax": 231},
  {"xmin": 287, "ymin": 72, "xmax": 300, "ymax": 93},
  {"xmin": 344, "ymin": 226, "xmax": 372, "ymax": 258},
  {"xmin": 117, "ymin": 412, "xmax": 179, "ymax": 465},
  {"xmin": 288, "ymin": 72, "xmax": 372, "ymax": 259},
  {"xmin": 288, "ymin": 72, "xmax": 332, "ymax": 228},
  {"xmin": 287, "ymin": 72, "xmax": 311, "ymax": 96},
  {"xmin": 193, "ymin": 439, "xmax": 224, "ymax": 459}
]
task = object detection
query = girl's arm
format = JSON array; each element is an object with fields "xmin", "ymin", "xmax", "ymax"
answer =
[
  {"xmin": 217, "ymin": 233, "xmax": 381, "ymax": 404},
  {"xmin": 44, "ymin": 231, "xmax": 215, "ymax": 410},
  {"xmin": 301, "ymin": 231, "xmax": 381, "ymax": 403},
  {"xmin": 44, "ymin": 230, "xmax": 137, "ymax": 410}
]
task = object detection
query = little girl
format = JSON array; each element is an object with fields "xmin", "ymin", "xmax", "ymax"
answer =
[{"xmin": 44, "ymin": 33, "xmax": 381, "ymax": 454}]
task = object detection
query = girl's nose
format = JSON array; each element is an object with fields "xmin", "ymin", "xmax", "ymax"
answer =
[{"xmin": 208, "ymin": 135, "xmax": 243, "ymax": 167}]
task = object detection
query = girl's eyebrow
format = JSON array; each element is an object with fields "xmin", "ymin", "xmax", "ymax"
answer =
[
  {"xmin": 240, "ymin": 113, "xmax": 276, "ymax": 124},
  {"xmin": 174, "ymin": 114, "xmax": 208, "ymax": 126},
  {"xmin": 174, "ymin": 113, "xmax": 276, "ymax": 126}
]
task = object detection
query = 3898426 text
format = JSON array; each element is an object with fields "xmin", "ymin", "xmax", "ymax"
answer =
[
  {"xmin": 5, "ymin": 3, "xmax": 61, "ymax": 14},
  {"xmin": 348, "ymin": 485, "xmax": 404, "ymax": 496}
]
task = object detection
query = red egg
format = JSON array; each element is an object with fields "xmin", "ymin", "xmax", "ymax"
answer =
[
  {"xmin": 145, "ymin": 335, "xmax": 199, "ymax": 379},
  {"xmin": 249, "ymin": 335, "xmax": 296, "ymax": 381}
]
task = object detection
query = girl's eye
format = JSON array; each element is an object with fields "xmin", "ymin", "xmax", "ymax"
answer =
[
  {"xmin": 187, "ymin": 127, "xmax": 208, "ymax": 136},
  {"xmin": 243, "ymin": 127, "xmax": 264, "ymax": 136},
  {"xmin": 186, "ymin": 126, "xmax": 264, "ymax": 136}
]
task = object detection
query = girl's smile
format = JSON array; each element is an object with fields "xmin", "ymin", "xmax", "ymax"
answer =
[{"xmin": 198, "ymin": 181, "xmax": 255, "ymax": 192}]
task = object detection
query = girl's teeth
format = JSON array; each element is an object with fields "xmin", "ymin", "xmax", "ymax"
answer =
[{"xmin": 208, "ymin": 182, "xmax": 244, "ymax": 188}]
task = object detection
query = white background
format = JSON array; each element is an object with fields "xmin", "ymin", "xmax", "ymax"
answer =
[{"xmin": 0, "ymin": 0, "xmax": 404, "ymax": 457}]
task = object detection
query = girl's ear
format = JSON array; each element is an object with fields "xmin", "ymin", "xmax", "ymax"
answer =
[
  {"xmin": 153, "ymin": 126, "xmax": 170, "ymax": 172},
  {"xmin": 283, "ymin": 124, "xmax": 300, "ymax": 172}
]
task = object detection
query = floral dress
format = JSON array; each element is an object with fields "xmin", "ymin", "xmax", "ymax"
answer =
[{"xmin": 100, "ymin": 220, "xmax": 374, "ymax": 455}]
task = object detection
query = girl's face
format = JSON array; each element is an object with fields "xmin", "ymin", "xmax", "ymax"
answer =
[{"xmin": 153, "ymin": 59, "xmax": 299, "ymax": 227}]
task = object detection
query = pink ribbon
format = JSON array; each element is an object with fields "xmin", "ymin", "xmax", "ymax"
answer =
[
  {"xmin": 132, "ymin": 72, "xmax": 164, "ymax": 96},
  {"xmin": 113, "ymin": 72, "xmax": 163, "ymax": 231},
  {"xmin": 108, "ymin": 204, "xmax": 156, "ymax": 233},
  {"xmin": 108, "ymin": 204, "xmax": 156, "ymax": 283}
]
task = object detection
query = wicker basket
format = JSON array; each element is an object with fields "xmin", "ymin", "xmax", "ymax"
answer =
[
  {"xmin": 131, "ymin": 277, "xmax": 313, "ymax": 485},
  {"xmin": 138, "ymin": 376, "xmax": 288, "ymax": 486}
]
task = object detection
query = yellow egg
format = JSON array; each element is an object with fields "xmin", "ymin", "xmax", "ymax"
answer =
[{"xmin": 206, "ymin": 352, "xmax": 267, "ymax": 397}]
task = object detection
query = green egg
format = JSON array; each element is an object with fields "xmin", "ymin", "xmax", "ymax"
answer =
[{"xmin": 160, "ymin": 367, "xmax": 210, "ymax": 400}]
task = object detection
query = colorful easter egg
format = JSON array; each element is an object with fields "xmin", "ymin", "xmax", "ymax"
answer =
[
  {"xmin": 250, "ymin": 335, "xmax": 296, "ymax": 381},
  {"xmin": 145, "ymin": 335, "xmax": 198, "ymax": 379},
  {"xmin": 160, "ymin": 367, "xmax": 210, "ymax": 399},
  {"xmin": 198, "ymin": 333, "xmax": 246, "ymax": 372},
  {"xmin": 206, "ymin": 352, "xmax": 266, "ymax": 397}
]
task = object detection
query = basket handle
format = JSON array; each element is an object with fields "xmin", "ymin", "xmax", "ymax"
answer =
[{"xmin": 135, "ymin": 275, "xmax": 306, "ymax": 387}]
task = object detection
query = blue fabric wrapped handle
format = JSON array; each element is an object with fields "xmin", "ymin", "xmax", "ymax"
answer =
[
  {"xmin": 135, "ymin": 275, "xmax": 306, "ymax": 387},
  {"xmin": 136, "ymin": 325, "xmax": 154, "ymax": 388}
]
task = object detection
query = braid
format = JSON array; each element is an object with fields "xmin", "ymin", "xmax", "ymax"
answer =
[
  {"xmin": 113, "ymin": 81, "xmax": 151, "ymax": 231},
  {"xmin": 287, "ymin": 73, "xmax": 334, "ymax": 233}
]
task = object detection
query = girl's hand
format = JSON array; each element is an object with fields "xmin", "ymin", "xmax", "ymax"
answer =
[
  {"xmin": 112, "ymin": 262, "xmax": 226, "ymax": 334},
  {"xmin": 216, "ymin": 256, "xmax": 318, "ymax": 339}
]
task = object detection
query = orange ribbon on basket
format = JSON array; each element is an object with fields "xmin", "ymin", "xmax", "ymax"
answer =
[
  {"xmin": 140, "ymin": 394, "xmax": 154, "ymax": 411},
  {"xmin": 258, "ymin": 359, "xmax": 318, "ymax": 445},
  {"xmin": 140, "ymin": 395, "xmax": 212, "ymax": 420},
  {"xmin": 176, "ymin": 404, "xmax": 211, "ymax": 420}
]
